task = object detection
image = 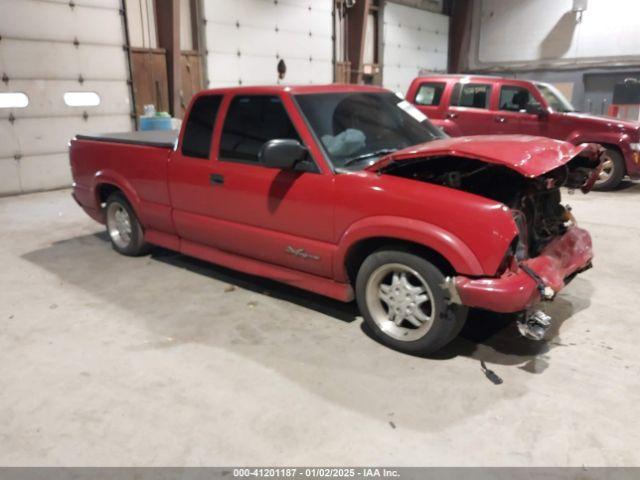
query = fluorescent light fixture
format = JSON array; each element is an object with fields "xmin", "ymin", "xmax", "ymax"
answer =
[
  {"xmin": 64, "ymin": 91, "xmax": 100, "ymax": 107},
  {"xmin": 0, "ymin": 92, "xmax": 29, "ymax": 108}
]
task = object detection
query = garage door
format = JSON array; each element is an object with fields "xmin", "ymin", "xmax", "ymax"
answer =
[
  {"xmin": 0, "ymin": 0, "xmax": 133, "ymax": 195},
  {"xmin": 382, "ymin": 2, "xmax": 448, "ymax": 95},
  {"xmin": 203, "ymin": 0, "xmax": 333, "ymax": 87}
]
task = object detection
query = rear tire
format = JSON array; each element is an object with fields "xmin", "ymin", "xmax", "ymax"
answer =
[
  {"xmin": 104, "ymin": 192, "xmax": 148, "ymax": 256},
  {"xmin": 355, "ymin": 249, "xmax": 468, "ymax": 355},
  {"xmin": 593, "ymin": 148, "xmax": 625, "ymax": 191}
]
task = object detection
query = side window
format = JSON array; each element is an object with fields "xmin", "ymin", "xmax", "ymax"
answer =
[
  {"xmin": 220, "ymin": 95, "xmax": 300, "ymax": 163},
  {"xmin": 499, "ymin": 86, "xmax": 539, "ymax": 112},
  {"xmin": 181, "ymin": 95, "xmax": 223, "ymax": 159},
  {"xmin": 452, "ymin": 83, "xmax": 491, "ymax": 109},
  {"xmin": 415, "ymin": 82, "xmax": 446, "ymax": 106}
]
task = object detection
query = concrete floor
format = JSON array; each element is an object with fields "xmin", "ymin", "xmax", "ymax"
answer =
[{"xmin": 0, "ymin": 185, "xmax": 639, "ymax": 467}]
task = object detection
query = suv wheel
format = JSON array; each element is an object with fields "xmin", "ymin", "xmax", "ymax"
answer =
[
  {"xmin": 104, "ymin": 192, "xmax": 148, "ymax": 256},
  {"xmin": 355, "ymin": 249, "xmax": 467, "ymax": 355},
  {"xmin": 593, "ymin": 148, "xmax": 625, "ymax": 191}
]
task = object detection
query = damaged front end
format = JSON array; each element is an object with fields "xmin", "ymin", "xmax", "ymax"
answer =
[{"xmin": 379, "ymin": 141, "xmax": 603, "ymax": 340}]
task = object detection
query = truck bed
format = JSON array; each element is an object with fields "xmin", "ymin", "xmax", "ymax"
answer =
[{"xmin": 75, "ymin": 130, "xmax": 178, "ymax": 149}]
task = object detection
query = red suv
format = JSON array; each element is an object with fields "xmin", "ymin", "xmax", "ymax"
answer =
[{"xmin": 407, "ymin": 75, "xmax": 640, "ymax": 190}]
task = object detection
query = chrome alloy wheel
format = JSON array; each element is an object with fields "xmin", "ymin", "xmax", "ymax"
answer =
[
  {"xmin": 597, "ymin": 155, "xmax": 614, "ymax": 184},
  {"xmin": 365, "ymin": 263, "xmax": 436, "ymax": 341},
  {"xmin": 106, "ymin": 202, "xmax": 132, "ymax": 249}
]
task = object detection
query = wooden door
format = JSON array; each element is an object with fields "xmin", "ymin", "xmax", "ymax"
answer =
[
  {"xmin": 180, "ymin": 52, "xmax": 204, "ymax": 117},
  {"xmin": 130, "ymin": 48, "xmax": 170, "ymax": 116}
]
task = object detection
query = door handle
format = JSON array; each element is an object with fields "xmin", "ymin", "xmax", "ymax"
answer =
[
  {"xmin": 210, "ymin": 173, "xmax": 224, "ymax": 185},
  {"xmin": 446, "ymin": 112, "xmax": 458, "ymax": 119},
  {"xmin": 495, "ymin": 116, "xmax": 506, "ymax": 123}
]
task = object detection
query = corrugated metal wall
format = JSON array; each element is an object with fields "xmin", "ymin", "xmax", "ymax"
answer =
[{"xmin": 0, "ymin": 0, "xmax": 133, "ymax": 196}]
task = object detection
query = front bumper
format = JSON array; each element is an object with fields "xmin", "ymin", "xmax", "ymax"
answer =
[{"xmin": 451, "ymin": 227, "xmax": 593, "ymax": 313}]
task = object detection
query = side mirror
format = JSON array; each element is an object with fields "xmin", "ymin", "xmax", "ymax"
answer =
[
  {"xmin": 259, "ymin": 139, "xmax": 307, "ymax": 170},
  {"xmin": 526, "ymin": 102, "xmax": 547, "ymax": 116}
]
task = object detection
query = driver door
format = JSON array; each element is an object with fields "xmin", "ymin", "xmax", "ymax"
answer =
[
  {"xmin": 495, "ymin": 83, "xmax": 545, "ymax": 136},
  {"xmin": 175, "ymin": 93, "xmax": 335, "ymax": 278}
]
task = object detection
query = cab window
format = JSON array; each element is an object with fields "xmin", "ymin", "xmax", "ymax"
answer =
[
  {"xmin": 415, "ymin": 82, "xmax": 446, "ymax": 106},
  {"xmin": 451, "ymin": 83, "xmax": 491, "ymax": 109},
  {"xmin": 220, "ymin": 95, "xmax": 301, "ymax": 163},
  {"xmin": 181, "ymin": 95, "xmax": 222, "ymax": 159},
  {"xmin": 499, "ymin": 85, "xmax": 540, "ymax": 112}
]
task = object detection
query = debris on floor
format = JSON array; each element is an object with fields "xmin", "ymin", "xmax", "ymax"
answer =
[{"xmin": 480, "ymin": 360, "xmax": 503, "ymax": 385}]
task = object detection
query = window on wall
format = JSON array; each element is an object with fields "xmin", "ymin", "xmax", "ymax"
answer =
[
  {"xmin": 0, "ymin": 92, "xmax": 29, "ymax": 108},
  {"xmin": 179, "ymin": 0, "xmax": 195, "ymax": 50},
  {"xmin": 452, "ymin": 83, "xmax": 492, "ymax": 109},
  {"xmin": 220, "ymin": 96, "xmax": 301, "ymax": 163},
  {"xmin": 63, "ymin": 92, "xmax": 101, "ymax": 107},
  {"xmin": 499, "ymin": 86, "xmax": 539, "ymax": 112},
  {"xmin": 415, "ymin": 82, "xmax": 446, "ymax": 106},
  {"xmin": 181, "ymin": 95, "xmax": 222, "ymax": 159},
  {"xmin": 124, "ymin": 0, "xmax": 158, "ymax": 48}
]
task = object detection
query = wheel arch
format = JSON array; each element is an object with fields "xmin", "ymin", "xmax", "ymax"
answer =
[
  {"xmin": 344, "ymin": 237, "xmax": 456, "ymax": 284},
  {"xmin": 334, "ymin": 216, "xmax": 484, "ymax": 283},
  {"xmin": 92, "ymin": 171, "xmax": 142, "ymax": 218},
  {"xmin": 567, "ymin": 133, "xmax": 628, "ymax": 175}
]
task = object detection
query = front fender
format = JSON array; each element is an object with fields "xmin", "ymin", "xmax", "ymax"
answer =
[
  {"xmin": 566, "ymin": 131, "xmax": 627, "ymax": 150},
  {"xmin": 333, "ymin": 216, "xmax": 484, "ymax": 282},
  {"xmin": 566, "ymin": 132, "xmax": 638, "ymax": 175}
]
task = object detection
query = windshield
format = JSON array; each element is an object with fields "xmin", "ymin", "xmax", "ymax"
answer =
[
  {"xmin": 536, "ymin": 83, "xmax": 575, "ymax": 113},
  {"xmin": 295, "ymin": 92, "xmax": 445, "ymax": 170}
]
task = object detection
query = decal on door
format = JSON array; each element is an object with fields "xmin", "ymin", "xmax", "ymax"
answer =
[{"xmin": 285, "ymin": 246, "xmax": 320, "ymax": 261}]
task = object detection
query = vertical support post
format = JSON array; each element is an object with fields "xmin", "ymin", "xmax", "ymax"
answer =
[
  {"xmin": 346, "ymin": 0, "xmax": 371, "ymax": 84},
  {"xmin": 120, "ymin": 0, "xmax": 138, "ymax": 128},
  {"xmin": 447, "ymin": 0, "xmax": 473, "ymax": 73},
  {"xmin": 155, "ymin": 0, "xmax": 182, "ymax": 117},
  {"xmin": 194, "ymin": 0, "xmax": 208, "ymax": 89}
]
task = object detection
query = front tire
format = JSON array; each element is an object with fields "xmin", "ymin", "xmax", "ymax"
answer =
[
  {"xmin": 593, "ymin": 148, "xmax": 625, "ymax": 191},
  {"xmin": 104, "ymin": 192, "xmax": 148, "ymax": 256},
  {"xmin": 355, "ymin": 249, "xmax": 468, "ymax": 355}
]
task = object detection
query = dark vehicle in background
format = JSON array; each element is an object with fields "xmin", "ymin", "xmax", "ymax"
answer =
[{"xmin": 407, "ymin": 75, "xmax": 640, "ymax": 190}]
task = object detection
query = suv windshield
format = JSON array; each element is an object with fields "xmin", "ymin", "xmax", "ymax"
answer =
[
  {"xmin": 536, "ymin": 83, "xmax": 575, "ymax": 113},
  {"xmin": 295, "ymin": 92, "xmax": 445, "ymax": 170}
]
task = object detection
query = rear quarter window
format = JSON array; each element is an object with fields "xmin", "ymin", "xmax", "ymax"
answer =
[
  {"xmin": 415, "ymin": 82, "xmax": 446, "ymax": 106},
  {"xmin": 181, "ymin": 95, "xmax": 223, "ymax": 159}
]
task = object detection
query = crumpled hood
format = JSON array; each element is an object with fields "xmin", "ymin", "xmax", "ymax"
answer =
[{"xmin": 367, "ymin": 135, "xmax": 590, "ymax": 177}]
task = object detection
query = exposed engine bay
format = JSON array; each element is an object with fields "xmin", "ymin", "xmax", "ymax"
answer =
[{"xmin": 382, "ymin": 151, "xmax": 601, "ymax": 260}]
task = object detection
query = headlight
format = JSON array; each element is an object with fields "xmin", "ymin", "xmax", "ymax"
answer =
[{"xmin": 630, "ymin": 143, "xmax": 640, "ymax": 152}]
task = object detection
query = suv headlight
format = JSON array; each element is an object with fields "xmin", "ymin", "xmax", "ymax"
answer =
[{"xmin": 630, "ymin": 143, "xmax": 640, "ymax": 152}]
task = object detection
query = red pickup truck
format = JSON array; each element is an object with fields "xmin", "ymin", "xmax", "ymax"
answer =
[
  {"xmin": 70, "ymin": 84, "xmax": 601, "ymax": 354},
  {"xmin": 407, "ymin": 75, "xmax": 640, "ymax": 190}
]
